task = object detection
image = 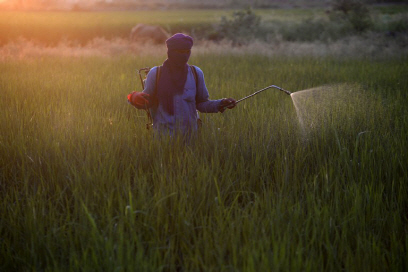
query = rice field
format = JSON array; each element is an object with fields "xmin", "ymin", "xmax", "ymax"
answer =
[{"xmin": 1, "ymin": 8, "xmax": 408, "ymax": 272}]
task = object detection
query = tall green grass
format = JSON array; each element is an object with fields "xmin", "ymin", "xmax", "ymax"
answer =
[{"xmin": 1, "ymin": 54, "xmax": 407, "ymax": 271}]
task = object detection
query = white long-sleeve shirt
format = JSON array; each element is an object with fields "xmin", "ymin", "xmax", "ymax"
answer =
[{"xmin": 143, "ymin": 65, "xmax": 223, "ymax": 135}]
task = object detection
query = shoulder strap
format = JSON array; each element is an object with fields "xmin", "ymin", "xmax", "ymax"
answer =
[
  {"xmin": 190, "ymin": 65, "xmax": 202, "ymax": 126},
  {"xmin": 155, "ymin": 66, "xmax": 162, "ymax": 96},
  {"xmin": 190, "ymin": 65, "xmax": 198, "ymax": 91}
]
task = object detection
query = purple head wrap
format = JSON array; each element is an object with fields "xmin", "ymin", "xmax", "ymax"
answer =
[
  {"xmin": 166, "ymin": 33, "xmax": 193, "ymax": 51},
  {"xmin": 157, "ymin": 33, "xmax": 194, "ymax": 115}
]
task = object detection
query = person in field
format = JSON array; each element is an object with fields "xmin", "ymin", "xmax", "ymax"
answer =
[{"xmin": 127, "ymin": 33, "xmax": 236, "ymax": 137}]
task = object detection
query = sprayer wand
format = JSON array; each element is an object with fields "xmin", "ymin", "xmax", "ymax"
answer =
[{"xmin": 222, "ymin": 85, "xmax": 291, "ymax": 111}]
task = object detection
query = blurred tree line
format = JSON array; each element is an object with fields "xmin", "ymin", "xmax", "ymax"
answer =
[
  {"xmin": 2, "ymin": 0, "xmax": 407, "ymax": 11},
  {"xmin": 206, "ymin": 0, "xmax": 407, "ymax": 44}
]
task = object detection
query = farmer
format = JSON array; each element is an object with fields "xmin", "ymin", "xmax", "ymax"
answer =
[{"xmin": 128, "ymin": 33, "xmax": 236, "ymax": 137}]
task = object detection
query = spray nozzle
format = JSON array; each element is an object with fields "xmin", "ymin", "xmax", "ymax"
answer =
[{"xmin": 274, "ymin": 86, "xmax": 292, "ymax": 95}]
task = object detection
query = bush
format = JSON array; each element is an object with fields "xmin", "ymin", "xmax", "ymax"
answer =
[
  {"xmin": 270, "ymin": 17, "xmax": 352, "ymax": 43},
  {"xmin": 387, "ymin": 14, "xmax": 408, "ymax": 33},
  {"xmin": 330, "ymin": 0, "xmax": 373, "ymax": 32},
  {"xmin": 209, "ymin": 7, "xmax": 261, "ymax": 44}
]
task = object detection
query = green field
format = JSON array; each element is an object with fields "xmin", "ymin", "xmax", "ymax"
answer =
[
  {"xmin": 1, "ymin": 7, "xmax": 408, "ymax": 272},
  {"xmin": 1, "ymin": 5, "xmax": 407, "ymax": 45},
  {"xmin": 0, "ymin": 9, "xmax": 319, "ymax": 44}
]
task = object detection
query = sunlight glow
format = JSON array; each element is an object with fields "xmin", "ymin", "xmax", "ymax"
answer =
[{"xmin": 0, "ymin": 0, "xmax": 92, "ymax": 10}]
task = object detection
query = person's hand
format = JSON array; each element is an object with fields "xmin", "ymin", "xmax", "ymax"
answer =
[
  {"xmin": 219, "ymin": 98, "xmax": 237, "ymax": 113},
  {"xmin": 127, "ymin": 92, "xmax": 150, "ymax": 109}
]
